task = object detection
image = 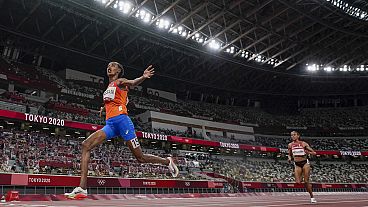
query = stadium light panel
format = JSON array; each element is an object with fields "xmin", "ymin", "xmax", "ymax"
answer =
[
  {"xmin": 156, "ymin": 19, "xmax": 170, "ymax": 29},
  {"xmin": 97, "ymin": 0, "xmax": 281, "ymax": 67},
  {"xmin": 324, "ymin": 66, "xmax": 332, "ymax": 72},
  {"xmin": 255, "ymin": 54, "xmax": 262, "ymax": 62},
  {"xmin": 122, "ymin": 2, "xmax": 132, "ymax": 14},
  {"xmin": 172, "ymin": 28, "xmax": 178, "ymax": 33},
  {"xmin": 208, "ymin": 40, "xmax": 220, "ymax": 50},
  {"xmin": 307, "ymin": 64, "xmax": 317, "ymax": 71}
]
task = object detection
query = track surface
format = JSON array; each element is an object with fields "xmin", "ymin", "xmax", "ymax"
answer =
[{"xmin": 1, "ymin": 193, "xmax": 367, "ymax": 207}]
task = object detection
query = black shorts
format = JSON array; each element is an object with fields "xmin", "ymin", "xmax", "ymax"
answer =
[{"xmin": 294, "ymin": 159, "xmax": 310, "ymax": 168}]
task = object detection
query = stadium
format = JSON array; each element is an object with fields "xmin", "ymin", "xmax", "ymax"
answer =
[{"xmin": 0, "ymin": 0, "xmax": 368, "ymax": 206}]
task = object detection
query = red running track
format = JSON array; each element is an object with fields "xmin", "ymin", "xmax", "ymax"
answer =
[{"xmin": 1, "ymin": 192, "xmax": 368, "ymax": 207}]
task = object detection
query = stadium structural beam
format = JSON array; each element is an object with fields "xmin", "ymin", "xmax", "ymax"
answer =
[
  {"xmin": 66, "ymin": 22, "xmax": 91, "ymax": 46},
  {"xmin": 219, "ymin": 27, "xmax": 257, "ymax": 51},
  {"xmin": 261, "ymin": 43, "xmax": 298, "ymax": 65},
  {"xmin": 326, "ymin": 40, "xmax": 368, "ymax": 67},
  {"xmin": 150, "ymin": 0, "xmax": 182, "ymax": 25},
  {"xmin": 260, "ymin": 8, "xmax": 288, "ymax": 25},
  {"xmin": 246, "ymin": 8, "xmax": 310, "ymax": 60},
  {"xmin": 185, "ymin": 0, "xmax": 244, "ymax": 40},
  {"xmin": 278, "ymin": 0, "xmax": 368, "ymax": 38},
  {"xmin": 248, "ymin": 38, "xmax": 285, "ymax": 61},
  {"xmin": 171, "ymin": 1, "xmax": 209, "ymax": 30},
  {"xmin": 260, "ymin": 8, "xmax": 337, "ymax": 66},
  {"xmin": 88, "ymin": 25, "xmax": 120, "ymax": 53},
  {"xmin": 248, "ymin": 0, "xmax": 274, "ymax": 17},
  {"xmin": 338, "ymin": 54, "xmax": 366, "ymax": 68},
  {"xmin": 318, "ymin": 35, "xmax": 361, "ymax": 63},
  {"xmin": 285, "ymin": 34, "xmax": 359, "ymax": 70},
  {"xmin": 275, "ymin": 15, "xmax": 303, "ymax": 33},
  {"xmin": 285, "ymin": 28, "xmax": 358, "ymax": 70},
  {"xmin": 233, "ymin": 34, "xmax": 272, "ymax": 57},
  {"xmin": 209, "ymin": 1, "xmax": 299, "ymax": 51},
  {"xmin": 202, "ymin": 20, "xmax": 241, "ymax": 46},
  {"xmin": 128, "ymin": 0, "xmax": 150, "ymax": 17},
  {"xmin": 185, "ymin": 10, "xmax": 227, "ymax": 40},
  {"xmin": 273, "ymin": 47, "xmax": 308, "ymax": 68},
  {"xmin": 109, "ymin": 33, "xmax": 141, "ymax": 59},
  {"xmin": 42, "ymin": 13, "xmax": 67, "ymax": 38},
  {"xmin": 266, "ymin": 19, "xmax": 351, "ymax": 68},
  {"xmin": 16, "ymin": 0, "xmax": 41, "ymax": 30}
]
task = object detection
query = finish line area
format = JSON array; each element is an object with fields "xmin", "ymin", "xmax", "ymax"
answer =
[{"xmin": 1, "ymin": 192, "xmax": 367, "ymax": 207}]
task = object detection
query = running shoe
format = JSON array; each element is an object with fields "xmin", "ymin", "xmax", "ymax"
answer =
[
  {"xmin": 167, "ymin": 157, "xmax": 179, "ymax": 177},
  {"xmin": 64, "ymin": 187, "xmax": 87, "ymax": 200},
  {"xmin": 310, "ymin": 197, "xmax": 317, "ymax": 203}
]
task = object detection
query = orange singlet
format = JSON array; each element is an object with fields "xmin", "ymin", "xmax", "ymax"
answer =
[{"xmin": 103, "ymin": 81, "xmax": 129, "ymax": 120}]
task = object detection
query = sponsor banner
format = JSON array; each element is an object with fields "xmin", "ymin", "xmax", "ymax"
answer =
[
  {"xmin": 338, "ymin": 127, "xmax": 364, "ymax": 130},
  {"xmin": 276, "ymin": 183, "xmax": 305, "ymax": 188},
  {"xmin": 1, "ymin": 174, "xmax": 367, "ymax": 189},
  {"xmin": 129, "ymin": 179, "xmax": 202, "ymax": 188},
  {"xmin": 220, "ymin": 142, "xmax": 239, "ymax": 149},
  {"xmin": 11, "ymin": 174, "xmax": 28, "ymax": 185},
  {"xmin": 138, "ymin": 131, "xmax": 168, "ymax": 141},
  {"xmin": 87, "ymin": 177, "xmax": 130, "ymax": 187},
  {"xmin": 61, "ymin": 88, "xmax": 94, "ymax": 99},
  {"xmin": 1, "ymin": 109, "xmax": 368, "ymax": 156},
  {"xmin": 65, "ymin": 69, "xmax": 104, "ymax": 83},
  {"xmin": 25, "ymin": 113, "xmax": 65, "ymax": 127},
  {"xmin": 0, "ymin": 174, "xmax": 12, "ymax": 185},
  {"xmin": 340, "ymin": 151, "xmax": 362, "ymax": 156},
  {"xmin": 168, "ymin": 136, "xmax": 220, "ymax": 147},
  {"xmin": 315, "ymin": 150, "xmax": 340, "ymax": 155},
  {"xmin": 241, "ymin": 182, "xmax": 262, "ymax": 189},
  {"xmin": 176, "ymin": 180, "xmax": 210, "ymax": 188},
  {"xmin": 0, "ymin": 110, "xmax": 103, "ymax": 131},
  {"xmin": 239, "ymin": 145, "xmax": 279, "ymax": 152},
  {"xmin": 286, "ymin": 126, "xmax": 307, "ymax": 130},
  {"xmin": 147, "ymin": 88, "xmax": 177, "ymax": 102},
  {"xmin": 361, "ymin": 151, "xmax": 368, "ymax": 156},
  {"xmin": 28, "ymin": 174, "xmax": 80, "ymax": 187}
]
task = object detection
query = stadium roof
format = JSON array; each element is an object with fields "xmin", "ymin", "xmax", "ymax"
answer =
[{"xmin": 0, "ymin": 0, "xmax": 368, "ymax": 96}]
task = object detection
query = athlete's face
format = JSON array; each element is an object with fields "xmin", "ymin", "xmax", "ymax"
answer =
[
  {"xmin": 291, "ymin": 131, "xmax": 299, "ymax": 141},
  {"xmin": 107, "ymin": 62, "xmax": 121, "ymax": 77}
]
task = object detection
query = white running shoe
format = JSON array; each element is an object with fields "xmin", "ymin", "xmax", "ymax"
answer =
[
  {"xmin": 64, "ymin": 187, "xmax": 87, "ymax": 200},
  {"xmin": 167, "ymin": 157, "xmax": 179, "ymax": 177},
  {"xmin": 310, "ymin": 198, "xmax": 317, "ymax": 203}
]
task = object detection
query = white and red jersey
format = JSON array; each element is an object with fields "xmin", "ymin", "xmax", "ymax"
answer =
[{"xmin": 290, "ymin": 141, "xmax": 307, "ymax": 157}]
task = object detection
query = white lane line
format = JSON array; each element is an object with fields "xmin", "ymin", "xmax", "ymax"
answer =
[
  {"xmin": 100, "ymin": 197, "xmax": 367, "ymax": 207},
  {"xmin": 250, "ymin": 199, "xmax": 368, "ymax": 207}
]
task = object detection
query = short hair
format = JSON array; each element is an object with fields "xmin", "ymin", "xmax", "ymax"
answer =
[
  {"xmin": 291, "ymin": 131, "xmax": 300, "ymax": 136},
  {"xmin": 110, "ymin": 62, "xmax": 124, "ymax": 77}
]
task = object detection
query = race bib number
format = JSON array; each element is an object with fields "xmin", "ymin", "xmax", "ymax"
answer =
[
  {"xmin": 130, "ymin": 137, "xmax": 140, "ymax": 149},
  {"xmin": 103, "ymin": 87, "xmax": 116, "ymax": 101},
  {"xmin": 292, "ymin": 148, "xmax": 305, "ymax": 156}
]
